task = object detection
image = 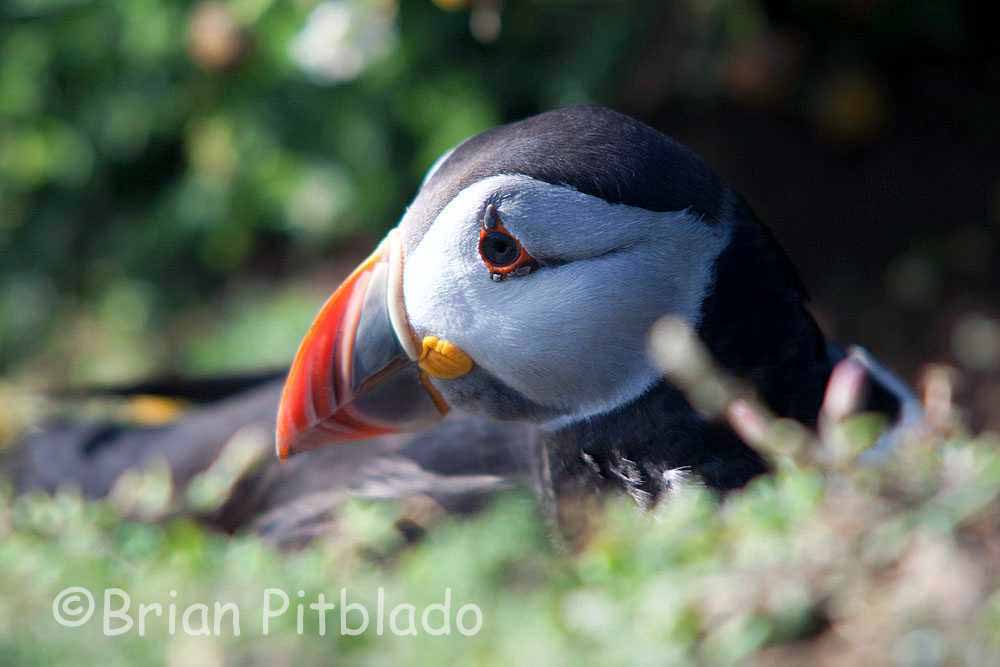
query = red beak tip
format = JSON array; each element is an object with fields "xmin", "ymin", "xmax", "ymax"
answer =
[{"xmin": 275, "ymin": 414, "xmax": 304, "ymax": 461}]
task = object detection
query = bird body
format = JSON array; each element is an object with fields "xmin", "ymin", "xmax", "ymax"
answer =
[{"xmin": 277, "ymin": 105, "xmax": 916, "ymax": 511}]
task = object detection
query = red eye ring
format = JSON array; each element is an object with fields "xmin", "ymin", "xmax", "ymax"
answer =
[{"xmin": 478, "ymin": 218, "xmax": 538, "ymax": 280}]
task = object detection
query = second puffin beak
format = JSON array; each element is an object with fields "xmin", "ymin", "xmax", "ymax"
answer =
[{"xmin": 276, "ymin": 229, "xmax": 451, "ymax": 459}]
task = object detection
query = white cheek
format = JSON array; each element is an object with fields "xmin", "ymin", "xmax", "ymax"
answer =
[
  {"xmin": 403, "ymin": 205, "xmax": 481, "ymax": 341},
  {"xmin": 403, "ymin": 178, "xmax": 516, "ymax": 350},
  {"xmin": 402, "ymin": 175, "xmax": 732, "ymax": 421},
  {"xmin": 461, "ymin": 249, "xmax": 698, "ymax": 415}
]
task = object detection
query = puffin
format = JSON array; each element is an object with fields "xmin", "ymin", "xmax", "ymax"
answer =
[
  {"xmin": 11, "ymin": 106, "xmax": 920, "ymax": 544},
  {"xmin": 275, "ymin": 105, "xmax": 921, "ymax": 510}
]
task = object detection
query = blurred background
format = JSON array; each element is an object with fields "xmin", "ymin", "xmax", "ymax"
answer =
[
  {"xmin": 1, "ymin": 0, "xmax": 998, "ymax": 428},
  {"xmin": 2, "ymin": 4, "xmax": 999, "ymax": 665}
]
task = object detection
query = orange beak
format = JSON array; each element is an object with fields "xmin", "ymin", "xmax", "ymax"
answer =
[{"xmin": 276, "ymin": 230, "xmax": 447, "ymax": 459}]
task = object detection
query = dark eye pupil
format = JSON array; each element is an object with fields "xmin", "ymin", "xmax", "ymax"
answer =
[{"xmin": 482, "ymin": 231, "xmax": 519, "ymax": 266}]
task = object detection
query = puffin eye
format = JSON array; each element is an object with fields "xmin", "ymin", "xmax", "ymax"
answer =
[
  {"xmin": 478, "ymin": 204, "xmax": 539, "ymax": 280},
  {"xmin": 480, "ymin": 231, "xmax": 519, "ymax": 267}
]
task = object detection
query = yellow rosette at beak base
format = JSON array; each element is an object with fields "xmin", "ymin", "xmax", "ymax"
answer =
[{"xmin": 418, "ymin": 336, "xmax": 474, "ymax": 380}]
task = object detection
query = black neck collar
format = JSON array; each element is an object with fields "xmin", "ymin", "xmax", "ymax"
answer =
[{"xmin": 541, "ymin": 380, "xmax": 768, "ymax": 508}]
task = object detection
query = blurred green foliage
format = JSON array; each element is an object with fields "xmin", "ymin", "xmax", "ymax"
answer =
[
  {"xmin": 0, "ymin": 0, "xmax": 656, "ymax": 381},
  {"xmin": 2, "ymin": 428, "xmax": 998, "ymax": 665},
  {"xmin": 1, "ymin": 0, "xmax": 993, "ymax": 385}
]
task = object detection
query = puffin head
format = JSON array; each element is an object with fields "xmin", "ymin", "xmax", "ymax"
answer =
[{"xmin": 275, "ymin": 106, "xmax": 771, "ymax": 458}]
